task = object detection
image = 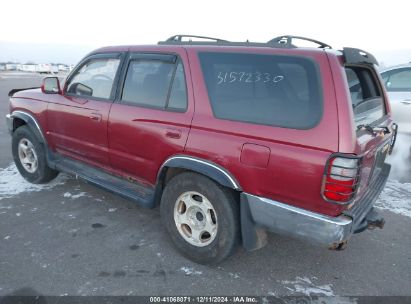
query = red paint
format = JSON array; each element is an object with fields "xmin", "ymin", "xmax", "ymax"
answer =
[
  {"xmin": 9, "ymin": 44, "xmax": 393, "ymax": 218},
  {"xmin": 240, "ymin": 144, "xmax": 270, "ymax": 168}
]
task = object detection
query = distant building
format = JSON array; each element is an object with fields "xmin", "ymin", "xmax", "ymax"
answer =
[{"xmin": 1, "ymin": 61, "xmax": 70, "ymax": 74}]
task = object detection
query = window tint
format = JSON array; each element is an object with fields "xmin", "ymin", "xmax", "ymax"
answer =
[
  {"xmin": 198, "ymin": 52, "xmax": 322, "ymax": 129},
  {"xmin": 121, "ymin": 59, "xmax": 187, "ymax": 111},
  {"xmin": 66, "ymin": 58, "xmax": 120, "ymax": 99},
  {"xmin": 383, "ymin": 68, "xmax": 411, "ymax": 92},
  {"xmin": 345, "ymin": 67, "xmax": 385, "ymax": 127}
]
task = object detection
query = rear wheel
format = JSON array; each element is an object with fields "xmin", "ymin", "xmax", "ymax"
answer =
[
  {"xmin": 12, "ymin": 126, "xmax": 58, "ymax": 184},
  {"xmin": 160, "ymin": 172, "xmax": 240, "ymax": 264}
]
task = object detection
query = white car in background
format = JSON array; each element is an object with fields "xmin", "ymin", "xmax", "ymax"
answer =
[{"xmin": 380, "ymin": 64, "xmax": 411, "ymax": 133}]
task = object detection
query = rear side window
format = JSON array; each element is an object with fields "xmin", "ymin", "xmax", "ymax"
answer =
[
  {"xmin": 345, "ymin": 67, "xmax": 385, "ymax": 127},
  {"xmin": 198, "ymin": 52, "xmax": 323, "ymax": 129},
  {"xmin": 121, "ymin": 59, "xmax": 187, "ymax": 111},
  {"xmin": 381, "ymin": 68, "xmax": 411, "ymax": 92}
]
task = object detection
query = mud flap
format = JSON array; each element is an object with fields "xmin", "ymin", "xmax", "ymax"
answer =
[{"xmin": 240, "ymin": 193, "xmax": 267, "ymax": 251}]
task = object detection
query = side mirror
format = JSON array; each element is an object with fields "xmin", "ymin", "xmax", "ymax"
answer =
[{"xmin": 41, "ymin": 77, "xmax": 61, "ymax": 94}]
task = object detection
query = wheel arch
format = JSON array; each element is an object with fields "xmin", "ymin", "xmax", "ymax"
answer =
[
  {"xmin": 157, "ymin": 155, "xmax": 242, "ymax": 191},
  {"xmin": 10, "ymin": 110, "xmax": 47, "ymax": 144}
]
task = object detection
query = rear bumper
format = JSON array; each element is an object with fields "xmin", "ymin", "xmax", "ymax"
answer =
[
  {"xmin": 6, "ymin": 114, "xmax": 13, "ymax": 135},
  {"xmin": 345, "ymin": 163, "xmax": 391, "ymax": 232},
  {"xmin": 240, "ymin": 163, "xmax": 391, "ymax": 250}
]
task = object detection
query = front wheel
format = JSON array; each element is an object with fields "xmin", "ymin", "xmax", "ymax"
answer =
[
  {"xmin": 12, "ymin": 125, "xmax": 59, "ymax": 184},
  {"xmin": 160, "ymin": 172, "xmax": 240, "ymax": 264}
]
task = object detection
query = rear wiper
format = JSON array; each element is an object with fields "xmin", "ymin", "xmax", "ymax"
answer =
[{"xmin": 357, "ymin": 124, "xmax": 390, "ymax": 136}]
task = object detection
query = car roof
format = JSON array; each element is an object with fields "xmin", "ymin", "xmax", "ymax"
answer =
[
  {"xmin": 379, "ymin": 63, "xmax": 411, "ymax": 73},
  {"xmin": 90, "ymin": 44, "xmax": 333, "ymax": 58},
  {"xmin": 93, "ymin": 44, "xmax": 328, "ymax": 51},
  {"xmin": 92, "ymin": 35, "xmax": 332, "ymax": 54}
]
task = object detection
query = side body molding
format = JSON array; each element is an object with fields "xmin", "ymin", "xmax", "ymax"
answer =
[
  {"xmin": 10, "ymin": 110, "xmax": 47, "ymax": 144},
  {"xmin": 158, "ymin": 155, "xmax": 241, "ymax": 190}
]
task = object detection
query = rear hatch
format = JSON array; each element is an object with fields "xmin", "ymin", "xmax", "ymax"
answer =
[{"xmin": 344, "ymin": 64, "xmax": 392, "ymax": 202}]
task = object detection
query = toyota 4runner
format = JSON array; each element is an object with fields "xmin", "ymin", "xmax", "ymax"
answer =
[{"xmin": 6, "ymin": 35, "xmax": 398, "ymax": 264}]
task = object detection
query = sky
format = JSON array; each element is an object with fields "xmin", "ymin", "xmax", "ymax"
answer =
[{"xmin": 0, "ymin": 0, "xmax": 410, "ymax": 66}]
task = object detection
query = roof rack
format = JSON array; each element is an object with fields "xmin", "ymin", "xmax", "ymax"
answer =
[
  {"xmin": 158, "ymin": 34, "xmax": 379, "ymax": 66},
  {"xmin": 267, "ymin": 35, "xmax": 332, "ymax": 49},
  {"xmin": 161, "ymin": 35, "xmax": 229, "ymax": 43},
  {"xmin": 158, "ymin": 34, "xmax": 292, "ymax": 48}
]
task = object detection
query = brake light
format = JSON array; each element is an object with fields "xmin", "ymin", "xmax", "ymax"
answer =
[{"xmin": 322, "ymin": 155, "xmax": 361, "ymax": 204}]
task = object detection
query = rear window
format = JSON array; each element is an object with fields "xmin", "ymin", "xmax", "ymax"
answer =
[
  {"xmin": 345, "ymin": 66, "xmax": 385, "ymax": 127},
  {"xmin": 199, "ymin": 52, "xmax": 323, "ymax": 129}
]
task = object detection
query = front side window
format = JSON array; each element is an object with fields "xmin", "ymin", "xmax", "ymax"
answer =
[
  {"xmin": 381, "ymin": 68, "xmax": 411, "ymax": 92},
  {"xmin": 66, "ymin": 58, "xmax": 120, "ymax": 99},
  {"xmin": 198, "ymin": 52, "xmax": 323, "ymax": 129},
  {"xmin": 121, "ymin": 59, "xmax": 187, "ymax": 111},
  {"xmin": 345, "ymin": 66, "xmax": 385, "ymax": 127}
]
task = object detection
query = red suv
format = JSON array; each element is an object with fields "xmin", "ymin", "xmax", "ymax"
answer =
[{"xmin": 6, "ymin": 35, "xmax": 397, "ymax": 264}]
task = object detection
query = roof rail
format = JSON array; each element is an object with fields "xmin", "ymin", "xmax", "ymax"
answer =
[
  {"xmin": 158, "ymin": 35, "xmax": 292, "ymax": 48},
  {"xmin": 161, "ymin": 35, "xmax": 229, "ymax": 43},
  {"xmin": 268, "ymin": 35, "xmax": 332, "ymax": 49}
]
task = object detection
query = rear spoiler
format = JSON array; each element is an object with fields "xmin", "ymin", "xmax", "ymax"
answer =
[
  {"xmin": 8, "ymin": 87, "xmax": 40, "ymax": 97},
  {"xmin": 343, "ymin": 47, "xmax": 379, "ymax": 66}
]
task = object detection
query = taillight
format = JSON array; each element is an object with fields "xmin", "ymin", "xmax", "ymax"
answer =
[{"xmin": 322, "ymin": 155, "xmax": 361, "ymax": 204}]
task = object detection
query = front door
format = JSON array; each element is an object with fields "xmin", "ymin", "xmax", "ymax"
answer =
[{"xmin": 47, "ymin": 53, "xmax": 123, "ymax": 168}]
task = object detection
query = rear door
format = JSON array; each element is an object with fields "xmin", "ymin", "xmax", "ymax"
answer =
[
  {"xmin": 345, "ymin": 65, "xmax": 391, "ymax": 196},
  {"xmin": 381, "ymin": 67, "xmax": 411, "ymax": 133},
  {"xmin": 107, "ymin": 51, "xmax": 194, "ymax": 185},
  {"xmin": 47, "ymin": 53, "xmax": 123, "ymax": 167}
]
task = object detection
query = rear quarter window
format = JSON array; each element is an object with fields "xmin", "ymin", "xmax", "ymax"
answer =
[
  {"xmin": 345, "ymin": 66, "xmax": 385, "ymax": 127},
  {"xmin": 198, "ymin": 52, "xmax": 323, "ymax": 129}
]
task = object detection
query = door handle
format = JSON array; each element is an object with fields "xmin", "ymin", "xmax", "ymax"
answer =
[
  {"xmin": 165, "ymin": 128, "xmax": 182, "ymax": 139},
  {"xmin": 401, "ymin": 99, "xmax": 411, "ymax": 105},
  {"xmin": 90, "ymin": 113, "xmax": 102, "ymax": 122}
]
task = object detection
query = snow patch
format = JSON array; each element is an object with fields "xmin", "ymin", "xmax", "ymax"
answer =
[
  {"xmin": 229, "ymin": 272, "xmax": 240, "ymax": 279},
  {"xmin": 63, "ymin": 191, "xmax": 87, "ymax": 199},
  {"xmin": 108, "ymin": 208, "xmax": 117, "ymax": 212},
  {"xmin": 281, "ymin": 277, "xmax": 334, "ymax": 296},
  {"xmin": 376, "ymin": 180, "xmax": 411, "ymax": 218},
  {"xmin": 4, "ymin": 236, "xmax": 10, "ymax": 240},
  {"xmin": 180, "ymin": 266, "xmax": 202, "ymax": 275},
  {"xmin": 0, "ymin": 163, "xmax": 67, "ymax": 200}
]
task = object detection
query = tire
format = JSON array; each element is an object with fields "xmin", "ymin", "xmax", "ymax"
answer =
[
  {"xmin": 160, "ymin": 172, "xmax": 240, "ymax": 264},
  {"xmin": 12, "ymin": 125, "xmax": 58, "ymax": 184}
]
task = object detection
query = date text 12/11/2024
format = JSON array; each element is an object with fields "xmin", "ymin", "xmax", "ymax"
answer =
[
  {"xmin": 216, "ymin": 71, "xmax": 285, "ymax": 84},
  {"xmin": 150, "ymin": 296, "xmax": 259, "ymax": 303}
]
